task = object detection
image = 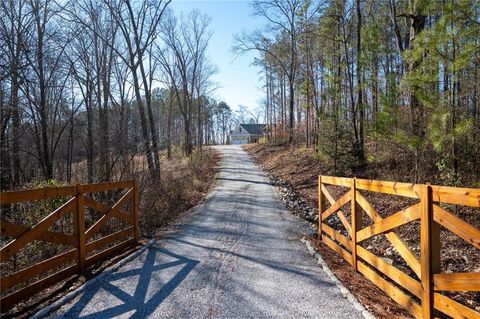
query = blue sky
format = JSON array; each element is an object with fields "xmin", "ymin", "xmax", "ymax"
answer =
[{"xmin": 170, "ymin": 0, "xmax": 264, "ymax": 112}]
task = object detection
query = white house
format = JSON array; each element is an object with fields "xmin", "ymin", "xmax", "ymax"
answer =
[{"xmin": 229, "ymin": 124, "xmax": 266, "ymax": 144}]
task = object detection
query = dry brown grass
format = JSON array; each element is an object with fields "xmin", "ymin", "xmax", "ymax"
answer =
[
  {"xmin": 66, "ymin": 147, "xmax": 220, "ymax": 235},
  {"xmin": 138, "ymin": 148, "xmax": 220, "ymax": 236}
]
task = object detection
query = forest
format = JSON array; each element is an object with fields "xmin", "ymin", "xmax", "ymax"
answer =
[
  {"xmin": 0, "ymin": 0, "xmax": 238, "ymax": 192},
  {"xmin": 235, "ymin": 0, "xmax": 480, "ymax": 186},
  {"xmin": 1, "ymin": 0, "xmax": 480, "ymax": 190}
]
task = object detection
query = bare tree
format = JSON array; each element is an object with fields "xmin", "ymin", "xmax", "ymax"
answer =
[
  {"xmin": 19, "ymin": 0, "xmax": 73, "ymax": 180},
  {"xmin": 0, "ymin": 0, "xmax": 33, "ymax": 187},
  {"xmin": 71, "ymin": 0, "xmax": 171, "ymax": 178},
  {"xmin": 0, "ymin": 0, "xmax": 226, "ymax": 191},
  {"xmin": 234, "ymin": 0, "xmax": 322, "ymax": 143},
  {"xmin": 157, "ymin": 10, "xmax": 212, "ymax": 156}
]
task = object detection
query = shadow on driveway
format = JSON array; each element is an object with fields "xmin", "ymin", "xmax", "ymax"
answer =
[
  {"xmin": 215, "ymin": 177, "xmax": 271, "ymax": 186},
  {"xmin": 62, "ymin": 247, "xmax": 198, "ymax": 319}
]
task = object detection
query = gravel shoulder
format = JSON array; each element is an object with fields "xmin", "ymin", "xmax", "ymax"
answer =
[{"xmin": 49, "ymin": 145, "xmax": 362, "ymax": 318}]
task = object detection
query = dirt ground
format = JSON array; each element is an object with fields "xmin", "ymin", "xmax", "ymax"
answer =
[
  {"xmin": 305, "ymin": 235, "xmax": 413, "ymax": 319},
  {"xmin": 245, "ymin": 142, "xmax": 480, "ymax": 318}
]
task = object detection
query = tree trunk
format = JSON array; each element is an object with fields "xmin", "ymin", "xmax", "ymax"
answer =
[
  {"xmin": 167, "ymin": 90, "xmax": 173, "ymax": 159},
  {"xmin": 197, "ymin": 99, "xmax": 203, "ymax": 153},
  {"xmin": 11, "ymin": 74, "xmax": 21, "ymax": 186},
  {"xmin": 67, "ymin": 107, "xmax": 74, "ymax": 184},
  {"xmin": 372, "ymin": 59, "xmax": 379, "ymax": 127},
  {"xmin": 356, "ymin": 0, "xmax": 364, "ymax": 161},
  {"xmin": 407, "ymin": 10, "xmax": 427, "ymax": 182},
  {"xmin": 0, "ymin": 86, "xmax": 11, "ymax": 190},
  {"xmin": 101, "ymin": 45, "xmax": 113, "ymax": 182},
  {"xmin": 184, "ymin": 116, "xmax": 193, "ymax": 156},
  {"xmin": 131, "ymin": 67, "xmax": 155, "ymax": 175},
  {"xmin": 288, "ymin": 76, "xmax": 294, "ymax": 143},
  {"xmin": 139, "ymin": 61, "xmax": 161, "ymax": 178},
  {"xmin": 86, "ymin": 81, "xmax": 94, "ymax": 184},
  {"xmin": 38, "ymin": 51, "xmax": 52, "ymax": 179}
]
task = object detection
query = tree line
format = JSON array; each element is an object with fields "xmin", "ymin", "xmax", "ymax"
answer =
[
  {"xmin": 235, "ymin": 0, "xmax": 480, "ymax": 184},
  {"xmin": 0, "ymin": 0, "xmax": 238, "ymax": 190}
]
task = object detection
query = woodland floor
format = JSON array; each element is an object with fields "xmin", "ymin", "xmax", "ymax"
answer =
[
  {"xmin": 245, "ymin": 142, "xmax": 480, "ymax": 318},
  {"xmin": 2, "ymin": 149, "xmax": 221, "ymax": 318}
]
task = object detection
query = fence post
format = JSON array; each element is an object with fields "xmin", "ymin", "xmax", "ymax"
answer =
[
  {"xmin": 420, "ymin": 184, "xmax": 440, "ymax": 319},
  {"xmin": 133, "ymin": 179, "xmax": 139, "ymax": 242},
  {"xmin": 318, "ymin": 176, "xmax": 323, "ymax": 240},
  {"xmin": 75, "ymin": 184, "xmax": 86, "ymax": 272},
  {"xmin": 351, "ymin": 177, "xmax": 361, "ymax": 271}
]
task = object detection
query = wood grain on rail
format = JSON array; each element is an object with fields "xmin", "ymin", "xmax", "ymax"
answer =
[
  {"xmin": 318, "ymin": 175, "xmax": 480, "ymax": 319},
  {"xmin": 0, "ymin": 181, "xmax": 138, "ymax": 311}
]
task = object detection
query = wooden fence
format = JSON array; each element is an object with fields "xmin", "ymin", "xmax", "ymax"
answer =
[
  {"xmin": 318, "ymin": 176, "xmax": 480, "ymax": 319},
  {"xmin": 0, "ymin": 180, "xmax": 139, "ymax": 310}
]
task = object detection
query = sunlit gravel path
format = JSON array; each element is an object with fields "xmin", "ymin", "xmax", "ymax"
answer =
[{"xmin": 51, "ymin": 145, "xmax": 362, "ymax": 319}]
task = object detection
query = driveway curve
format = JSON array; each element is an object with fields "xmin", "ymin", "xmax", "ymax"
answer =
[{"xmin": 51, "ymin": 145, "xmax": 362, "ymax": 319}]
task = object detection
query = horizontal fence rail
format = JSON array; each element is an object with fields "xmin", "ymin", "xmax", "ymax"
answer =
[
  {"xmin": 318, "ymin": 175, "xmax": 480, "ymax": 319},
  {"xmin": 0, "ymin": 181, "xmax": 139, "ymax": 311}
]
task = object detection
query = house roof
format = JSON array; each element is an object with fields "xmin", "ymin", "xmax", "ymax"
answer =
[{"xmin": 240, "ymin": 124, "xmax": 266, "ymax": 135}]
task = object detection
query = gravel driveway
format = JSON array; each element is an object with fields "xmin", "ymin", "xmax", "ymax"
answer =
[{"xmin": 51, "ymin": 145, "xmax": 362, "ymax": 319}]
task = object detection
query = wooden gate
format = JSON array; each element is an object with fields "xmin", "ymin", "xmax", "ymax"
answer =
[
  {"xmin": 318, "ymin": 176, "xmax": 479, "ymax": 319},
  {"xmin": 0, "ymin": 180, "xmax": 139, "ymax": 310}
]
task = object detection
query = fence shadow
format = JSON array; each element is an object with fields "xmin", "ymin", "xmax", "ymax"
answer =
[{"xmin": 60, "ymin": 246, "xmax": 198, "ymax": 319}]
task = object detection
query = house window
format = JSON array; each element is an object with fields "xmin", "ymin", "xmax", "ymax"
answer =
[{"xmin": 239, "ymin": 127, "xmax": 241, "ymax": 132}]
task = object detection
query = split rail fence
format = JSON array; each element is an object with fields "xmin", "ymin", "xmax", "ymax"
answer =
[
  {"xmin": 0, "ymin": 180, "xmax": 139, "ymax": 311},
  {"xmin": 318, "ymin": 176, "xmax": 480, "ymax": 319}
]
